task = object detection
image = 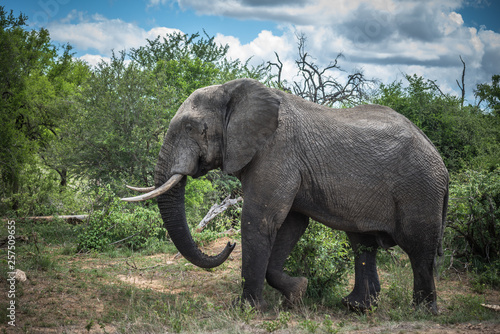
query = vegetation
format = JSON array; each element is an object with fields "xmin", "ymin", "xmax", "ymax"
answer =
[
  {"xmin": 1, "ymin": 6, "xmax": 499, "ymax": 333},
  {"xmin": 0, "ymin": 7, "xmax": 90, "ymax": 215},
  {"xmin": 374, "ymin": 74, "xmax": 499, "ymax": 171},
  {"xmin": 74, "ymin": 186, "xmax": 167, "ymax": 252},
  {"xmin": 446, "ymin": 168, "xmax": 500, "ymax": 288},
  {"xmin": 285, "ymin": 223, "xmax": 352, "ymax": 304},
  {"xmin": 2, "ymin": 219, "xmax": 499, "ymax": 333}
]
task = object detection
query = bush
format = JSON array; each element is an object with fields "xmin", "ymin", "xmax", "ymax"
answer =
[
  {"xmin": 285, "ymin": 222, "xmax": 352, "ymax": 302},
  {"xmin": 446, "ymin": 168, "xmax": 500, "ymax": 286},
  {"xmin": 1, "ymin": 159, "xmax": 91, "ymax": 217},
  {"xmin": 76, "ymin": 186, "xmax": 166, "ymax": 252},
  {"xmin": 185, "ymin": 176, "xmax": 216, "ymax": 225}
]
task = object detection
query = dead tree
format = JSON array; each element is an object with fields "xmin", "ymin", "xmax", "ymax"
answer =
[
  {"xmin": 269, "ymin": 34, "xmax": 374, "ymax": 107},
  {"xmin": 456, "ymin": 55, "xmax": 466, "ymax": 107}
]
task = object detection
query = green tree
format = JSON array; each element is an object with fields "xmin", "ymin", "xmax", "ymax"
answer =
[
  {"xmin": 71, "ymin": 32, "xmax": 268, "ymax": 196},
  {"xmin": 474, "ymin": 75, "xmax": 500, "ymax": 168},
  {"xmin": 68, "ymin": 52, "xmax": 164, "ymax": 188},
  {"xmin": 475, "ymin": 74, "xmax": 500, "ymax": 117},
  {"xmin": 130, "ymin": 31, "xmax": 229, "ymax": 69},
  {"xmin": 130, "ymin": 31, "xmax": 269, "ymax": 106},
  {"xmin": 0, "ymin": 7, "xmax": 87, "ymax": 214},
  {"xmin": 374, "ymin": 74, "xmax": 498, "ymax": 171}
]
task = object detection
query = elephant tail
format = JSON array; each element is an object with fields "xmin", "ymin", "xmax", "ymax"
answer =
[
  {"xmin": 437, "ymin": 179, "xmax": 449, "ymax": 258},
  {"xmin": 434, "ymin": 178, "xmax": 449, "ymax": 278}
]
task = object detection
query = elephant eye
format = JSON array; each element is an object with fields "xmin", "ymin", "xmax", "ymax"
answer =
[{"xmin": 185, "ymin": 123, "xmax": 193, "ymax": 134}]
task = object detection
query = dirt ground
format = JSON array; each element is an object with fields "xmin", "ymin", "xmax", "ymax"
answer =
[{"xmin": 2, "ymin": 236, "xmax": 499, "ymax": 333}]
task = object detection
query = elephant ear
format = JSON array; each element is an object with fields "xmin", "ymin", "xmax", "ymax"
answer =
[{"xmin": 222, "ymin": 79, "xmax": 280, "ymax": 174}]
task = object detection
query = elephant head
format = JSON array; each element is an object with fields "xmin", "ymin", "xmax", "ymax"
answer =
[{"xmin": 122, "ymin": 79, "xmax": 280, "ymax": 268}]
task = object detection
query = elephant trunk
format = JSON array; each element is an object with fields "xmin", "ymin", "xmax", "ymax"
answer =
[{"xmin": 155, "ymin": 161, "xmax": 234, "ymax": 268}]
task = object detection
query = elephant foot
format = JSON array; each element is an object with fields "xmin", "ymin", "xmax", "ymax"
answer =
[
  {"xmin": 233, "ymin": 296, "xmax": 268, "ymax": 312},
  {"xmin": 428, "ymin": 302, "xmax": 439, "ymax": 316},
  {"xmin": 413, "ymin": 293, "xmax": 439, "ymax": 315},
  {"xmin": 282, "ymin": 276, "xmax": 308, "ymax": 305},
  {"xmin": 413, "ymin": 300, "xmax": 439, "ymax": 315},
  {"xmin": 341, "ymin": 290, "xmax": 379, "ymax": 313}
]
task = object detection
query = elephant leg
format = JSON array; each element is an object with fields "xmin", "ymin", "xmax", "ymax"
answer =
[
  {"xmin": 395, "ymin": 211, "xmax": 441, "ymax": 314},
  {"xmin": 397, "ymin": 229, "xmax": 439, "ymax": 314},
  {"xmin": 342, "ymin": 232, "xmax": 380, "ymax": 312},
  {"xmin": 266, "ymin": 211, "xmax": 310, "ymax": 304},
  {"xmin": 239, "ymin": 202, "xmax": 291, "ymax": 310},
  {"xmin": 407, "ymin": 253, "xmax": 438, "ymax": 314}
]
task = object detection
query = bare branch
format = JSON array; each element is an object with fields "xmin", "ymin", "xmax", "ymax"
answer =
[
  {"xmin": 456, "ymin": 55, "xmax": 466, "ymax": 107},
  {"xmin": 268, "ymin": 52, "xmax": 284, "ymax": 86},
  {"xmin": 283, "ymin": 33, "xmax": 373, "ymax": 106},
  {"xmin": 428, "ymin": 79, "xmax": 447, "ymax": 98}
]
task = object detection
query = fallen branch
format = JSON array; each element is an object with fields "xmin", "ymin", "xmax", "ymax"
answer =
[
  {"xmin": 195, "ymin": 196, "xmax": 243, "ymax": 233},
  {"xmin": 1, "ymin": 215, "xmax": 89, "ymax": 223},
  {"xmin": 481, "ymin": 304, "xmax": 500, "ymax": 312}
]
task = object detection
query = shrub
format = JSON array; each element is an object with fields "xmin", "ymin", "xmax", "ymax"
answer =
[
  {"xmin": 185, "ymin": 176, "xmax": 216, "ymax": 225},
  {"xmin": 446, "ymin": 168, "xmax": 500, "ymax": 286},
  {"xmin": 1, "ymin": 159, "xmax": 91, "ymax": 217},
  {"xmin": 76, "ymin": 186, "xmax": 166, "ymax": 252},
  {"xmin": 285, "ymin": 222, "xmax": 352, "ymax": 302}
]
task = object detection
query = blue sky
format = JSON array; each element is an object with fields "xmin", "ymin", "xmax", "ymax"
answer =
[
  {"xmin": 459, "ymin": 1, "xmax": 500, "ymax": 32},
  {"xmin": 4, "ymin": 0, "xmax": 500, "ymax": 105}
]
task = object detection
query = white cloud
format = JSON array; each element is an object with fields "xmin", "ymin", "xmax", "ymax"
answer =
[
  {"xmin": 78, "ymin": 54, "xmax": 136, "ymax": 68},
  {"xmin": 215, "ymin": 30, "xmax": 293, "ymax": 64},
  {"xmin": 177, "ymin": 0, "xmax": 416, "ymax": 27},
  {"xmin": 209, "ymin": 0, "xmax": 496, "ymax": 105},
  {"xmin": 47, "ymin": 10, "xmax": 182, "ymax": 56},
  {"xmin": 215, "ymin": 29, "xmax": 298, "ymax": 81},
  {"xmin": 147, "ymin": 0, "xmax": 170, "ymax": 7},
  {"xmin": 444, "ymin": 11, "xmax": 464, "ymax": 34},
  {"xmin": 48, "ymin": 1, "xmax": 500, "ymax": 104},
  {"xmin": 79, "ymin": 54, "xmax": 111, "ymax": 67}
]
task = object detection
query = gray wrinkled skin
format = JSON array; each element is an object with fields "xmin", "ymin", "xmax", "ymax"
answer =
[{"xmin": 153, "ymin": 78, "xmax": 449, "ymax": 314}]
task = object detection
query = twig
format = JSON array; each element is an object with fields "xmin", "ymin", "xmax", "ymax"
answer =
[
  {"xmin": 125, "ymin": 259, "xmax": 165, "ymax": 271},
  {"xmin": 109, "ymin": 232, "xmax": 140, "ymax": 245},
  {"xmin": 32, "ymin": 232, "xmax": 40, "ymax": 254},
  {"xmin": 104, "ymin": 222, "xmax": 118, "ymax": 233}
]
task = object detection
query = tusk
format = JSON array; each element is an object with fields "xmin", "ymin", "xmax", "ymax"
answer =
[
  {"xmin": 126, "ymin": 185, "xmax": 155, "ymax": 193},
  {"xmin": 121, "ymin": 174, "xmax": 184, "ymax": 202}
]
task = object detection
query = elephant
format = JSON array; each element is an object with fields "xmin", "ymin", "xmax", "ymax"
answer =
[{"xmin": 123, "ymin": 78, "xmax": 449, "ymax": 314}]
